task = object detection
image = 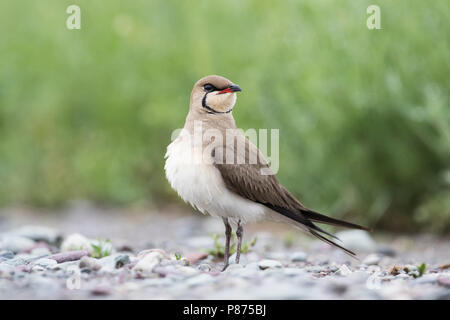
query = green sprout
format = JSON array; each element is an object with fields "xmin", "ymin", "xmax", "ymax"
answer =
[
  {"xmin": 91, "ymin": 238, "xmax": 112, "ymax": 258},
  {"xmin": 417, "ymin": 263, "xmax": 426, "ymax": 278},
  {"xmin": 205, "ymin": 232, "xmax": 257, "ymax": 258},
  {"xmin": 174, "ymin": 252, "xmax": 182, "ymax": 260}
]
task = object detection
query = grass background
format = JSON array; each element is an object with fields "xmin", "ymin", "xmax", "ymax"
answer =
[{"xmin": 0, "ymin": 0, "xmax": 448, "ymax": 232}]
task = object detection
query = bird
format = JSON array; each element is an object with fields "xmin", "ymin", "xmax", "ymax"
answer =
[{"xmin": 165, "ymin": 75, "xmax": 369, "ymax": 271}]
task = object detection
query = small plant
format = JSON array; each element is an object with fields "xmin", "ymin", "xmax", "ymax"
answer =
[
  {"xmin": 206, "ymin": 233, "xmax": 257, "ymax": 258},
  {"xmin": 174, "ymin": 252, "xmax": 182, "ymax": 260},
  {"xmin": 91, "ymin": 238, "xmax": 112, "ymax": 258},
  {"xmin": 417, "ymin": 263, "xmax": 426, "ymax": 278}
]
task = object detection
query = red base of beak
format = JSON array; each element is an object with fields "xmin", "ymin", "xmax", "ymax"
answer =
[{"xmin": 218, "ymin": 88, "xmax": 233, "ymax": 94}]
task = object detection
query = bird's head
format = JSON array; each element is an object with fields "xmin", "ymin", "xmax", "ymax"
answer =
[{"xmin": 190, "ymin": 75, "xmax": 242, "ymax": 114}]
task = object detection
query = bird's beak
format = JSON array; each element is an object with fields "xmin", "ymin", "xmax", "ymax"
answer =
[{"xmin": 218, "ymin": 84, "xmax": 242, "ymax": 94}]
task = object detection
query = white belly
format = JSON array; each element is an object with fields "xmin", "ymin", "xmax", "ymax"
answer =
[{"xmin": 164, "ymin": 130, "xmax": 266, "ymax": 225}]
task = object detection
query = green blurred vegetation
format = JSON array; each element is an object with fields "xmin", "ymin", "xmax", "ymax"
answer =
[{"xmin": 0, "ymin": 1, "xmax": 449, "ymax": 232}]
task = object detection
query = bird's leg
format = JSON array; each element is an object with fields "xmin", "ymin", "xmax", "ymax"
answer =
[
  {"xmin": 222, "ymin": 217, "xmax": 232, "ymax": 271},
  {"xmin": 235, "ymin": 219, "xmax": 243, "ymax": 264}
]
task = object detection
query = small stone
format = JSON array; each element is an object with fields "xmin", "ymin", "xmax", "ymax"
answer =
[
  {"xmin": 290, "ymin": 251, "xmax": 307, "ymax": 262},
  {"xmin": 34, "ymin": 258, "xmax": 57, "ymax": 268},
  {"xmin": 0, "ymin": 236, "xmax": 35, "ymax": 253},
  {"xmin": 30, "ymin": 246, "xmax": 52, "ymax": 256},
  {"xmin": 114, "ymin": 254, "xmax": 131, "ymax": 269},
  {"xmin": 1, "ymin": 257, "xmax": 26, "ymax": 267},
  {"xmin": 10, "ymin": 226, "xmax": 62, "ymax": 245},
  {"xmin": 48, "ymin": 250, "xmax": 89, "ymax": 263},
  {"xmin": 363, "ymin": 254, "xmax": 381, "ymax": 266},
  {"xmin": 97, "ymin": 254, "xmax": 130, "ymax": 272},
  {"xmin": 91, "ymin": 285, "xmax": 111, "ymax": 296},
  {"xmin": 0, "ymin": 251, "xmax": 14, "ymax": 260},
  {"xmin": 79, "ymin": 256, "xmax": 101, "ymax": 271},
  {"xmin": 258, "ymin": 259, "xmax": 283, "ymax": 270},
  {"xmin": 197, "ymin": 263, "xmax": 212, "ymax": 272},
  {"xmin": 185, "ymin": 252, "xmax": 208, "ymax": 264},
  {"xmin": 60, "ymin": 233, "xmax": 93, "ymax": 254},
  {"xmin": 133, "ymin": 252, "xmax": 163, "ymax": 275},
  {"xmin": 336, "ymin": 264, "xmax": 353, "ymax": 276},
  {"xmin": 31, "ymin": 265, "xmax": 46, "ymax": 272},
  {"xmin": 389, "ymin": 265, "xmax": 403, "ymax": 275},
  {"xmin": 137, "ymin": 249, "xmax": 168, "ymax": 260},
  {"xmin": 49, "ymin": 260, "xmax": 79, "ymax": 272}
]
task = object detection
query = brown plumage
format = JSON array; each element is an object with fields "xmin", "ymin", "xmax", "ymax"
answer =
[{"xmin": 213, "ymin": 132, "xmax": 369, "ymax": 257}]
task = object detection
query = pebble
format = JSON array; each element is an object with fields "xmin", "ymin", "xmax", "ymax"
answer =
[
  {"xmin": 31, "ymin": 265, "xmax": 46, "ymax": 272},
  {"xmin": 30, "ymin": 247, "xmax": 52, "ymax": 256},
  {"xmin": 336, "ymin": 264, "xmax": 353, "ymax": 276},
  {"xmin": 34, "ymin": 258, "xmax": 58, "ymax": 268},
  {"xmin": 98, "ymin": 254, "xmax": 131, "ymax": 272},
  {"xmin": 48, "ymin": 250, "xmax": 89, "ymax": 263},
  {"xmin": 185, "ymin": 252, "xmax": 208, "ymax": 265},
  {"xmin": 0, "ymin": 251, "xmax": 14, "ymax": 260},
  {"xmin": 133, "ymin": 252, "xmax": 163, "ymax": 275},
  {"xmin": 91, "ymin": 285, "xmax": 112, "ymax": 296},
  {"xmin": 258, "ymin": 259, "xmax": 283, "ymax": 270},
  {"xmin": 137, "ymin": 249, "xmax": 168, "ymax": 259},
  {"xmin": 0, "ymin": 236, "xmax": 35, "ymax": 253},
  {"xmin": 60, "ymin": 233, "xmax": 93, "ymax": 254},
  {"xmin": 79, "ymin": 256, "xmax": 102, "ymax": 271},
  {"xmin": 290, "ymin": 251, "xmax": 308, "ymax": 262},
  {"xmin": 9, "ymin": 226, "xmax": 62, "ymax": 245},
  {"xmin": 1, "ymin": 257, "xmax": 27, "ymax": 267},
  {"xmin": 197, "ymin": 263, "xmax": 212, "ymax": 272}
]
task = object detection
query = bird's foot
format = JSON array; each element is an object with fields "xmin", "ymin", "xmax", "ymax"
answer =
[{"xmin": 221, "ymin": 262, "xmax": 229, "ymax": 272}]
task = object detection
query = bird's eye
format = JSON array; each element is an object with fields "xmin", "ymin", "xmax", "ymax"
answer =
[{"xmin": 203, "ymin": 84, "xmax": 215, "ymax": 92}]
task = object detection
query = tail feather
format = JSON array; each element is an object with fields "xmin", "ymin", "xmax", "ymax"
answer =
[
  {"xmin": 301, "ymin": 209, "xmax": 370, "ymax": 231},
  {"xmin": 308, "ymin": 229, "xmax": 356, "ymax": 257},
  {"xmin": 262, "ymin": 203, "xmax": 368, "ymax": 257}
]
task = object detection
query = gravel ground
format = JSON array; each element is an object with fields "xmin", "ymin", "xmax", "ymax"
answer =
[{"xmin": 0, "ymin": 204, "xmax": 449, "ymax": 300}]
